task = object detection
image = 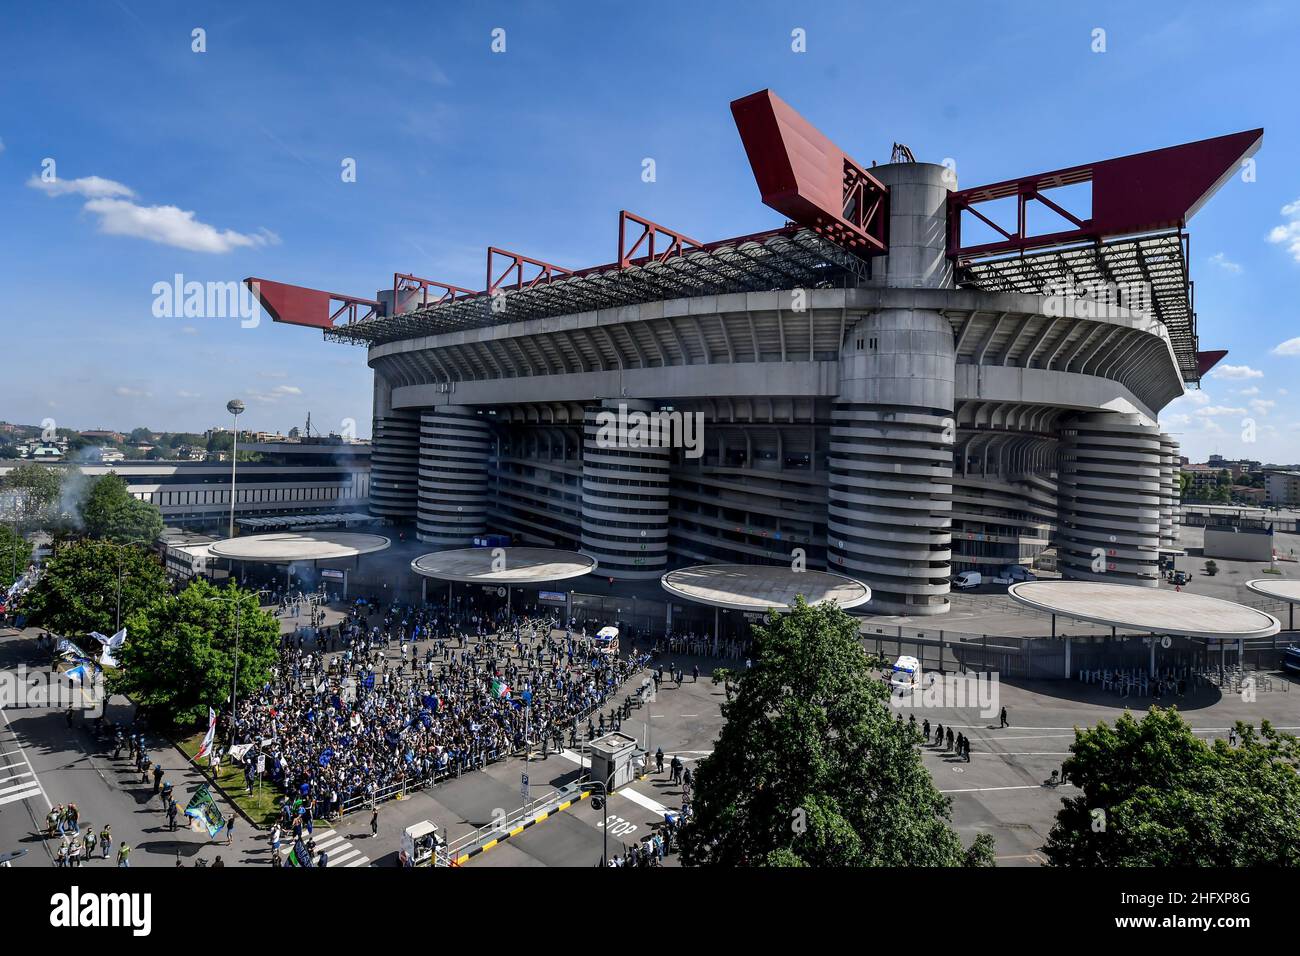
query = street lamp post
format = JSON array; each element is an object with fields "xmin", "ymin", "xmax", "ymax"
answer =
[{"xmin": 226, "ymin": 399, "xmax": 245, "ymax": 540}]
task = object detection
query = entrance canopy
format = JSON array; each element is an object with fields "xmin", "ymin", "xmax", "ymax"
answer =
[
  {"xmin": 209, "ymin": 531, "xmax": 391, "ymax": 564},
  {"xmin": 1008, "ymin": 580, "xmax": 1279, "ymax": 640},
  {"xmin": 660, "ymin": 564, "xmax": 871, "ymax": 613},
  {"xmin": 1244, "ymin": 578, "xmax": 1300, "ymax": 604},
  {"xmin": 410, "ymin": 547, "xmax": 597, "ymax": 584}
]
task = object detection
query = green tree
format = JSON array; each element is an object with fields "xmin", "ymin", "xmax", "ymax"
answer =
[
  {"xmin": 0, "ymin": 524, "xmax": 34, "ymax": 590},
  {"xmin": 678, "ymin": 598, "xmax": 994, "ymax": 867},
  {"xmin": 23, "ymin": 538, "xmax": 168, "ymax": 635},
  {"xmin": 1044, "ymin": 709, "xmax": 1300, "ymax": 866},
  {"xmin": 79, "ymin": 473, "xmax": 163, "ymax": 546},
  {"xmin": 1, "ymin": 461, "xmax": 63, "ymax": 520},
  {"xmin": 114, "ymin": 579, "xmax": 280, "ymax": 728}
]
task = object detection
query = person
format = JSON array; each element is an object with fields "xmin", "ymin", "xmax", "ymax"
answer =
[
  {"xmin": 945, "ymin": 727, "xmax": 954, "ymax": 752},
  {"xmin": 370, "ymin": 807, "xmax": 379, "ymax": 838},
  {"xmin": 167, "ymin": 798, "xmax": 179, "ymax": 831},
  {"xmin": 116, "ymin": 841, "xmax": 131, "ymax": 868},
  {"xmin": 692, "ymin": 664, "xmax": 699, "ymax": 683},
  {"xmin": 152, "ymin": 762, "xmax": 164, "ymax": 793},
  {"xmin": 100, "ymin": 825, "xmax": 112, "ymax": 859},
  {"xmin": 226, "ymin": 816, "xmax": 236, "ymax": 845},
  {"xmin": 1229, "ymin": 728, "xmax": 1238, "ymax": 747},
  {"xmin": 922, "ymin": 718, "xmax": 931, "ymax": 742},
  {"xmin": 999, "ymin": 706, "xmax": 1008, "ymax": 728},
  {"xmin": 933, "ymin": 723, "xmax": 943, "ymax": 748},
  {"xmin": 655, "ymin": 748, "xmax": 664, "ymax": 774},
  {"xmin": 963, "ymin": 736, "xmax": 971, "ymax": 762},
  {"xmin": 212, "ymin": 855, "xmax": 224, "ymax": 868},
  {"xmin": 318, "ymin": 848, "xmax": 329, "ymax": 868}
]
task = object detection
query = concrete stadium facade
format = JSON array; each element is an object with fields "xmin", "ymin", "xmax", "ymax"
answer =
[{"xmin": 362, "ymin": 160, "xmax": 1187, "ymax": 616}]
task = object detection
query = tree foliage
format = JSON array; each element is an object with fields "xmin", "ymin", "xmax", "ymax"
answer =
[
  {"xmin": 1044, "ymin": 708, "xmax": 1300, "ymax": 866},
  {"xmin": 1, "ymin": 461, "xmax": 63, "ymax": 520},
  {"xmin": 79, "ymin": 472, "xmax": 163, "ymax": 546},
  {"xmin": 679, "ymin": 598, "xmax": 993, "ymax": 867},
  {"xmin": 0, "ymin": 524, "xmax": 34, "ymax": 590},
  {"xmin": 23, "ymin": 538, "xmax": 168, "ymax": 636},
  {"xmin": 114, "ymin": 578, "xmax": 280, "ymax": 728}
]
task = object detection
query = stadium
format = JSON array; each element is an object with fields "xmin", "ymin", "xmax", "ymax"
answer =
[{"xmin": 248, "ymin": 89, "xmax": 1262, "ymax": 617}]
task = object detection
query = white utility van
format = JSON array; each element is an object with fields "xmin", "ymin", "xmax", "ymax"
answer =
[
  {"xmin": 890, "ymin": 655, "xmax": 921, "ymax": 691},
  {"xmin": 953, "ymin": 570, "xmax": 982, "ymax": 589}
]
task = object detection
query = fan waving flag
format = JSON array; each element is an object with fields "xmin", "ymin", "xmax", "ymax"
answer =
[
  {"xmin": 196, "ymin": 707, "xmax": 217, "ymax": 760},
  {"xmin": 490, "ymin": 679, "xmax": 511, "ymax": 700}
]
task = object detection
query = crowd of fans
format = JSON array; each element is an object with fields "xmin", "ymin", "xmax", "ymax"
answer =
[{"xmin": 221, "ymin": 596, "xmax": 652, "ymax": 817}]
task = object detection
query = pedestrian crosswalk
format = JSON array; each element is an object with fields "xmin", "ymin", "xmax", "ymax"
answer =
[
  {"xmin": 306, "ymin": 826, "xmax": 372, "ymax": 867},
  {"xmin": 0, "ymin": 715, "xmax": 47, "ymax": 810}
]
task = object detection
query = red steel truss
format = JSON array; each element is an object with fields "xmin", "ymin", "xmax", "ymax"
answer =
[
  {"xmin": 948, "ymin": 128, "xmax": 1263, "ymax": 259},
  {"xmin": 486, "ymin": 247, "xmax": 571, "ymax": 295},
  {"xmin": 393, "ymin": 273, "xmax": 476, "ymax": 311},
  {"xmin": 617, "ymin": 210, "xmax": 703, "ymax": 268},
  {"xmin": 730, "ymin": 88, "xmax": 887, "ymax": 256},
  {"xmin": 243, "ymin": 277, "xmax": 382, "ymax": 330}
]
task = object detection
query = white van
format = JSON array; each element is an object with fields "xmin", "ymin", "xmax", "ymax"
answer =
[
  {"xmin": 890, "ymin": 655, "xmax": 921, "ymax": 691},
  {"xmin": 953, "ymin": 570, "xmax": 982, "ymax": 590}
]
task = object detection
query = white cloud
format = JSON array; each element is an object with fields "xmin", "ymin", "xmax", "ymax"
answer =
[
  {"xmin": 0, "ymin": 137, "xmax": 6, "ymax": 153},
  {"xmin": 27, "ymin": 174, "xmax": 135, "ymax": 199},
  {"xmin": 247, "ymin": 384, "xmax": 303, "ymax": 403},
  {"xmin": 1238, "ymin": 386, "xmax": 1260, "ymax": 396},
  {"xmin": 1208, "ymin": 251, "xmax": 1242, "ymax": 274},
  {"xmin": 1269, "ymin": 198, "xmax": 1300, "ymax": 263},
  {"xmin": 1196, "ymin": 405, "xmax": 1247, "ymax": 417},
  {"xmin": 180, "ymin": 326, "xmax": 199, "ymax": 335},
  {"xmin": 1209, "ymin": 364, "xmax": 1262, "ymax": 380},
  {"xmin": 83, "ymin": 198, "xmax": 279, "ymax": 253},
  {"xmin": 1250, "ymin": 399, "xmax": 1276, "ymax": 415},
  {"xmin": 113, "ymin": 385, "xmax": 152, "ymax": 399},
  {"xmin": 177, "ymin": 389, "xmax": 201, "ymax": 399},
  {"xmin": 1273, "ymin": 337, "xmax": 1300, "ymax": 356},
  {"xmin": 28, "ymin": 172, "xmax": 278, "ymax": 254}
]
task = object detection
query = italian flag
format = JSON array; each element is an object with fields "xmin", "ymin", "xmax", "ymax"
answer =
[{"xmin": 490, "ymin": 679, "xmax": 511, "ymax": 700}]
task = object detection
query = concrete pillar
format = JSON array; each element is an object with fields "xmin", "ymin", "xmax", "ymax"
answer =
[
  {"xmin": 580, "ymin": 399, "xmax": 669, "ymax": 581},
  {"xmin": 368, "ymin": 378, "xmax": 421, "ymax": 520},
  {"xmin": 828, "ymin": 161, "xmax": 956, "ymax": 616},
  {"xmin": 416, "ymin": 405, "xmax": 492, "ymax": 546},
  {"xmin": 1158, "ymin": 433, "xmax": 1180, "ymax": 550},
  {"xmin": 828, "ymin": 307, "xmax": 955, "ymax": 615},
  {"xmin": 1057, "ymin": 412, "xmax": 1163, "ymax": 586}
]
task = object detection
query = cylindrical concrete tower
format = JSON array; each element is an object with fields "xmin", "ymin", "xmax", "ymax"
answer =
[
  {"xmin": 580, "ymin": 399, "xmax": 670, "ymax": 580},
  {"xmin": 1158, "ymin": 433, "xmax": 1180, "ymax": 550},
  {"xmin": 1057, "ymin": 412, "xmax": 1163, "ymax": 586},
  {"xmin": 829, "ymin": 162, "xmax": 956, "ymax": 615},
  {"xmin": 369, "ymin": 410, "xmax": 421, "ymax": 520},
  {"xmin": 416, "ymin": 405, "xmax": 492, "ymax": 546}
]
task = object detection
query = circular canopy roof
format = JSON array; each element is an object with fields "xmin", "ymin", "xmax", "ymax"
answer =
[
  {"xmin": 1244, "ymin": 578, "xmax": 1300, "ymax": 605},
  {"xmin": 661, "ymin": 564, "xmax": 871, "ymax": 613},
  {"xmin": 411, "ymin": 547, "xmax": 597, "ymax": 584},
  {"xmin": 1008, "ymin": 580, "xmax": 1279, "ymax": 640},
  {"xmin": 209, "ymin": 531, "xmax": 391, "ymax": 564}
]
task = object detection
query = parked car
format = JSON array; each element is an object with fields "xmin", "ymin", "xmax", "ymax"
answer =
[{"xmin": 952, "ymin": 570, "xmax": 982, "ymax": 590}]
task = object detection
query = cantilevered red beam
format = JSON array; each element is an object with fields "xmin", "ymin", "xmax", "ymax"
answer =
[
  {"xmin": 731, "ymin": 89, "xmax": 887, "ymax": 255},
  {"xmin": 949, "ymin": 129, "xmax": 1263, "ymax": 259},
  {"xmin": 243, "ymin": 278, "xmax": 383, "ymax": 329}
]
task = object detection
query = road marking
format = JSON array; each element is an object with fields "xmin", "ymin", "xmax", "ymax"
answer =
[
  {"xmin": 0, "ymin": 708, "xmax": 51, "ymax": 811},
  {"xmin": 0, "ymin": 786, "xmax": 43, "ymax": 807},
  {"xmin": 616, "ymin": 786, "xmax": 669, "ymax": 816}
]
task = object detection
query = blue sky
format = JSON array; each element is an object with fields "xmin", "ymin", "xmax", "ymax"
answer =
[{"xmin": 2, "ymin": 0, "xmax": 1298, "ymax": 462}]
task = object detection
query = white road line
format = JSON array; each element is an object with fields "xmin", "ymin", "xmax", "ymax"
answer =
[
  {"xmin": 0, "ymin": 708, "xmax": 51, "ymax": 811},
  {"xmin": 0, "ymin": 761, "xmax": 26, "ymax": 774},
  {"xmin": 0, "ymin": 749, "xmax": 25, "ymax": 760},
  {"xmin": 0, "ymin": 773, "xmax": 37, "ymax": 795},
  {"xmin": 0, "ymin": 786, "xmax": 43, "ymax": 807},
  {"xmin": 326, "ymin": 847, "xmax": 360, "ymax": 866},
  {"xmin": 344, "ymin": 856, "xmax": 371, "ymax": 867},
  {"xmin": 615, "ymin": 785, "xmax": 669, "ymax": 816}
]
